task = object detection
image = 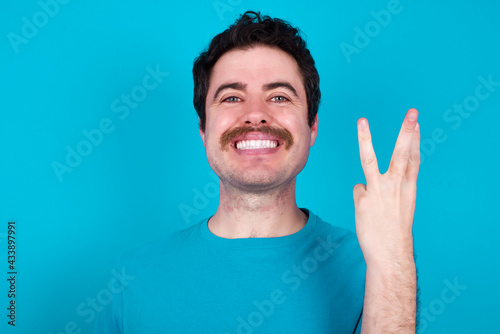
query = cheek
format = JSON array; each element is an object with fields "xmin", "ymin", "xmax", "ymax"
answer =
[
  {"xmin": 205, "ymin": 118, "xmax": 228, "ymax": 149},
  {"xmin": 207, "ymin": 110, "xmax": 239, "ymax": 137},
  {"xmin": 281, "ymin": 117, "xmax": 305, "ymax": 139}
]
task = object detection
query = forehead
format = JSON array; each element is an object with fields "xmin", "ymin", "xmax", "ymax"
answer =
[{"xmin": 208, "ymin": 46, "xmax": 304, "ymax": 95}]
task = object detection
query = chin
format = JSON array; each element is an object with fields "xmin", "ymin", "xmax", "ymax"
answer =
[{"xmin": 223, "ymin": 170, "xmax": 293, "ymax": 192}]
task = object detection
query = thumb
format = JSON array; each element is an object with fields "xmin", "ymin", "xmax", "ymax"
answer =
[{"xmin": 352, "ymin": 183, "xmax": 367, "ymax": 202}]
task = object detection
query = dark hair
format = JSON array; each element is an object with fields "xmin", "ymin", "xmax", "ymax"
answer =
[{"xmin": 192, "ymin": 11, "xmax": 321, "ymax": 131}]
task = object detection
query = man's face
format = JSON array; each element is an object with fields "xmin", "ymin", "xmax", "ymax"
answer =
[{"xmin": 200, "ymin": 46, "xmax": 318, "ymax": 192}]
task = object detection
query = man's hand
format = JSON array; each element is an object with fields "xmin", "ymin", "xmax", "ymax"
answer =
[{"xmin": 353, "ymin": 108, "xmax": 420, "ymax": 333}]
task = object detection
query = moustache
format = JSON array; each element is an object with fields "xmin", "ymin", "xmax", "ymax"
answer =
[{"xmin": 219, "ymin": 126, "xmax": 294, "ymax": 151}]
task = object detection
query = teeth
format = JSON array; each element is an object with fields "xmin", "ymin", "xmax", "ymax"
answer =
[{"xmin": 236, "ymin": 139, "xmax": 278, "ymax": 150}]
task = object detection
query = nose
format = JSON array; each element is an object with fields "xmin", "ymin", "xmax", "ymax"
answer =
[{"xmin": 242, "ymin": 98, "xmax": 271, "ymax": 126}]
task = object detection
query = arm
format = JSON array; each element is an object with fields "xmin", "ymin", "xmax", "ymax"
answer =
[{"xmin": 353, "ymin": 108, "xmax": 420, "ymax": 333}]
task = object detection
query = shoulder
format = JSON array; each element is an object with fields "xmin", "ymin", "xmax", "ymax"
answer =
[
  {"xmin": 309, "ymin": 210, "xmax": 360, "ymax": 249},
  {"xmin": 307, "ymin": 210, "xmax": 366, "ymax": 271},
  {"xmin": 309, "ymin": 211, "xmax": 367, "ymax": 296},
  {"xmin": 116, "ymin": 220, "xmax": 204, "ymax": 268}
]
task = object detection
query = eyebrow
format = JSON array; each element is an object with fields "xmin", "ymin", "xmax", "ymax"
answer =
[
  {"xmin": 212, "ymin": 81, "xmax": 299, "ymax": 101},
  {"xmin": 263, "ymin": 82, "xmax": 298, "ymax": 98},
  {"xmin": 213, "ymin": 82, "xmax": 247, "ymax": 100}
]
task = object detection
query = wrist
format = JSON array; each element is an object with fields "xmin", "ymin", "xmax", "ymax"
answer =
[{"xmin": 363, "ymin": 247, "xmax": 416, "ymax": 272}]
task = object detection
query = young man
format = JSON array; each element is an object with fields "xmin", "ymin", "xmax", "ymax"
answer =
[{"xmin": 96, "ymin": 11, "xmax": 419, "ymax": 333}]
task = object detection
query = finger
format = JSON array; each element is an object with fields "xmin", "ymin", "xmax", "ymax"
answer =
[
  {"xmin": 352, "ymin": 183, "xmax": 367, "ymax": 205},
  {"xmin": 387, "ymin": 108, "xmax": 418, "ymax": 179},
  {"xmin": 357, "ymin": 118, "xmax": 380, "ymax": 188},
  {"xmin": 352, "ymin": 183, "xmax": 367, "ymax": 198},
  {"xmin": 405, "ymin": 122, "xmax": 421, "ymax": 184}
]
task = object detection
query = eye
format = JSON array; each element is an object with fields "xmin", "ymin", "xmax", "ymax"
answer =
[
  {"xmin": 222, "ymin": 96, "xmax": 242, "ymax": 103},
  {"xmin": 270, "ymin": 96, "xmax": 290, "ymax": 103}
]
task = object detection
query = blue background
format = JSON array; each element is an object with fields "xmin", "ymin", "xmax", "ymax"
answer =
[{"xmin": 1, "ymin": 0, "xmax": 499, "ymax": 333}]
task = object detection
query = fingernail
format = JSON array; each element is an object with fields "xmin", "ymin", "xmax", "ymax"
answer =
[
  {"xmin": 359, "ymin": 118, "xmax": 367, "ymax": 130},
  {"xmin": 408, "ymin": 110, "xmax": 417, "ymax": 122}
]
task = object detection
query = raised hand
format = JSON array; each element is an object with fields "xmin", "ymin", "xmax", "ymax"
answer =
[
  {"xmin": 353, "ymin": 108, "xmax": 420, "ymax": 333},
  {"xmin": 353, "ymin": 108, "xmax": 420, "ymax": 265}
]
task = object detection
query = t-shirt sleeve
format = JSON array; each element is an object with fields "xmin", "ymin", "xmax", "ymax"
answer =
[
  {"xmin": 93, "ymin": 261, "xmax": 125, "ymax": 334},
  {"xmin": 93, "ymin": 293, "xmax": 122, "ymax": 333}
]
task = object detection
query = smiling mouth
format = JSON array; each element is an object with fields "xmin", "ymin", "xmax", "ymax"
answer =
[
  {"xmin": 235, "ymin": 139, "xmax": 279, "ymax": 150},
  {"xmin": 219, "ymin": 126, "xmax": 293, "ymax": 151}
]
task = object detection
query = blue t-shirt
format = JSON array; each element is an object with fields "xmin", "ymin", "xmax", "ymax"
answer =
[{"xmin": 95, "ymin": 209, "xmax": 366, "ymax": 333}]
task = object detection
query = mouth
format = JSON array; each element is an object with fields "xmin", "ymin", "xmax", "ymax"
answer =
[
  {"xmin": 219, "ymin": 126, "xmax": 293, "ymax": 152},
  {"xmin": 234, "ymin": 139, "xmax": 280, "ymax": 150}
]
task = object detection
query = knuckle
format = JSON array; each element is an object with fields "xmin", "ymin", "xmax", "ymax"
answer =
[
  {"xmin": 352, "ymin": 184, "xmax": 366, "ymax": 199},
  {"xmin": 395, "ymin": 150, "xmax": 410, "ymax": 162},
  {"xmin": 354, "ymin": 194, "xmax": 368, "ymax": 207},
  {"xmin": 410, "ymin": 151, "xmax": 421, "ymax": 165},
  {"xmin": 404, "ymin": 124, "xmax": 416, "ymax": 134},
  {"xmin": 388, "ymin": 167, "xmax": 405, "ymax": 180},
  {"xmin": 362, "ymin": 154, "xmax": 377, "ymax": 167},
  {"xmin": 352, "ymin": 183, "xmax": 365, "ymax": 192}
]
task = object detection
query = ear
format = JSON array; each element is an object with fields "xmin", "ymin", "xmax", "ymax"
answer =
[
  {"xmin": 310, "ymin": 114, "xmax": 319, "ymax": 147},
  {"xmin": 199, "ymin": 117, "xmax": 206, "ymax": 147}
]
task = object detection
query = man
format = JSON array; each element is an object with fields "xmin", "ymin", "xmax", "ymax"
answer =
[{"xmin": 96, "ymin": 11, "xmax": 419, "ymax": 333}]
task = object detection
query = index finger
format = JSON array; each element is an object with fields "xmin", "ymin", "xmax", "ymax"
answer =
[{"xmin": 357, "ymin": 117, "xmax": 380, "ymax": 188}]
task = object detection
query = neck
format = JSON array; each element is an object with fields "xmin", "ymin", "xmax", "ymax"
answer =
[{"xmin": 208, "ymin": 178, "xmax": 308, "ymax": 239}]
